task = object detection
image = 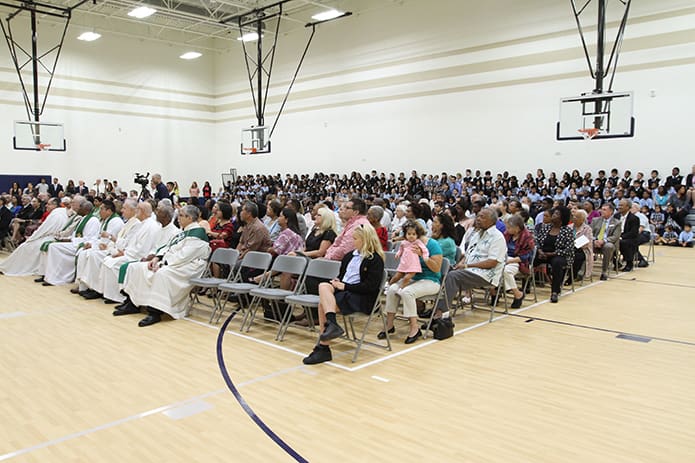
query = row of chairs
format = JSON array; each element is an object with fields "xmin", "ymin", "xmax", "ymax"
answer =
[{"xmin": 187, "ymin": 249, "xmax": 392, "ymax": 362}]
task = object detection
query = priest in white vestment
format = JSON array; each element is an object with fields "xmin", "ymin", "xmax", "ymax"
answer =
[
  {"xmin": 0, "ymin": 198, "xmax": 70, "ymax": 276},
  {"xmin": 95, "ymin": 201, "xmax": 160, "ymax": 303},
  {"xmin": 120, "ymin": 205, "xmax": 209, "ymax": 326},
  {"xmin": 76, "ymin": 199, "xmax": 140, "ymax": 298},
  {"xmin": 39, "ymin": 201, "xmax": 101, "ymax": 286}
]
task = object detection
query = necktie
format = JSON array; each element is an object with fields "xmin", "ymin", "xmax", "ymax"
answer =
[{"xmin": 598, "ymin": 220, "xmax": 606, "ymax": 240}]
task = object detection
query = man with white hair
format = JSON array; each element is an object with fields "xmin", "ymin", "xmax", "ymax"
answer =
[
  {"xmin": 631, "ymin": 202, "xmax": 650, "ymax": 268},
  {"xmin": 41, "ymin": 200, "xmax": 123, "ymax": 286},
  {"xmin": 118, "ymin": 205, "xmax": 209, "ymax": 326},
  {"xmin": 0, "ymin": 197, "xmax": 70, "ymax": 276},
  {"xmin": 74, "ymin": 198, "xmax": 142, "ymax": 299},
  {"xmin": 92, "ymin": 201, "xmax": 161, "ymax": 303}
]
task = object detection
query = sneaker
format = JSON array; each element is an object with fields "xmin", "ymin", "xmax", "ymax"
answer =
[
  {"xmin": 302, "ymin": 345, "xmax": 332, "ymax": 365},
  {"xmin": 319, "ymin": 321, "xmax": 345, "ymax": 341}
]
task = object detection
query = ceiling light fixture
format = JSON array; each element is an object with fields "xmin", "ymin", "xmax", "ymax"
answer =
[
  {"xmin": 237, "ymin": 32, "xmax": 260, "ymax": 42},
  {"xmin": 77, "ymin": 31, "xmax": 101, "ymax": 42},
  {"xmin": 311, "ymin": 9, "xmax": 344, "ymax": 21},
  {"xmin": 128, "ymin": 6, "xmax": 156, "ymax": 19},
  {"xmin": 180, "ymin": 51, "xmax": 202, "ymax": 60}
]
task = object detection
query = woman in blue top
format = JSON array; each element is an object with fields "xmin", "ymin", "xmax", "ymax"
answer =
[
  {"xmin": 382, "ymin": 221, "xmax": 443, "ymax": 344},
  {"xmin": 432, "ymin": 212, "xmax": 457, "ymax": 265}
]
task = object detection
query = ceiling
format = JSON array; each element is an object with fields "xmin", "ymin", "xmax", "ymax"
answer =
[{"xmin": 0, "ymin": 0, "xmax": 393, "ymax": 52}]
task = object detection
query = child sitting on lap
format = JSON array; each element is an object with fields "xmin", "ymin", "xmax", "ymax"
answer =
[{"xmin": 389, "ymin": 221, "xmax": 429, "ymax": 290}]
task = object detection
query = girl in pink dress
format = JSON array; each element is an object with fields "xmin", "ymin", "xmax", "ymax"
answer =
[{"xmin": 390, "ymin": 221, "xmax": 429, "ymax": 288}]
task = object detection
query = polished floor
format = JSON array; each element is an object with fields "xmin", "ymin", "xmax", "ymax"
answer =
[{"xmin": 0, "ymin": 244, "xmax": 693, "ymax": 462}]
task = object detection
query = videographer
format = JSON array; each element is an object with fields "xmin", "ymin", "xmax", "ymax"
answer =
[{"xmin": 151, "ymin": 173, "xmax": 169, "ymax": 201}]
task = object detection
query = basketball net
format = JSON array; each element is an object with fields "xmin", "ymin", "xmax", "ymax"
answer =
[{"xmin": 578, "ymin": 128, "xmax": 601, "ymax": 140}]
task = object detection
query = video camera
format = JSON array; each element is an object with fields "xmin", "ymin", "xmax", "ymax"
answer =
[{"xmin": 134, "ymin": 172, "xmax": 150, "ymax": 187}]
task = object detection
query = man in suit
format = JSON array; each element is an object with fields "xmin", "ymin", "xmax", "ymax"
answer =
[
  {"xmin": 665, "ymin": 167, "xmax": 683, "ymax": 192},
  {"xmin": 76, "ymin": 180, "xmax": 89, "ymax": 196},
  {"xmin": 47, "ymin": 178, "xmax": 63, "ymax": 197},
  {"xmin": 617, "ymin": 199, "xmax": 640, "ymax": 272},
  {"xmin": 592, "ymin": 203, "xmax": 621, "ymax": 280}
]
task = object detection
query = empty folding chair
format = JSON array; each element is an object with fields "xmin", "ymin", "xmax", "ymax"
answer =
[
  {"xmin": 278, "ymin": 258, "xmax": 341, "ymax": 341},
  {"xmin": 241, "ymin": 255, "xmax": 308, "ymax": 332},
  {"xmin": 186, "ymin": 248, "xmax": 239, "ymax": 316},
  {"xmin": 213, "ymin": 251, "xmax": 272, "ymax": 325},
  {"xmin": 340, "ymin": 270, "xmax": 391, "ymax": 363}
]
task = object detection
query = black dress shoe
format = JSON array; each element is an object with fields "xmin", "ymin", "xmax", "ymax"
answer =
[
  {"xmin": 79, "ymin": 289, "xmax": 91, "ymax": 297},
  {"xmin": 41, "ymin": 281, "xmax": 52, "ymax": 286},
  {"xmin": 302, "ymin": 344, "xmax": 332, "ymax": 365},
  {"xmin": 620, "ymin": 265, "xmax": 633, "ymax": 272},
  {"xmin": 138, "ymin": 314, "xmax": 161, "ymax": 327},
  {"xmin": 103, "ymin": 299, "xmax": 119, "ymax": 304},
  {"xmin": 70, "ymin": 287, "xmax": 81, "ymax": 294},
  {"xmin": 418, "ymin": 309, "xmax": 433, "ymax": 319},
  {"xmin": 83, "ymin": 290, "xmax": 102, "ymax": 300},
  {"xmin": 600, "ymin": 273, "xmax": 608, "ymax": 281},
  {"xmin": 510, "ymin": 293, "xmax": 525, "ymax": 309},
  {"xmin": 377, "ymin": 326, "xmax": 395, "ymax": 340},
  {"xmin": 404, "ymin": 329, "xmax": 422, "ymax": 344},
  {"xmin": 34, "ymin": 276, "xmax": 44, "ymax": 283},
  {"xmin": 550, "ymin": 293, "xmax": 559, "ymax": 303},
  {"xmin": 319, "ymin": 321, "xmax": 345, "ymax": 341},
  {"xmin": 113, "ymin": 303, "xmax": 140, "ymax": 316},
  {"xmin": 637, "ymin": 260, "xmax": 649, "ymax": 268}
]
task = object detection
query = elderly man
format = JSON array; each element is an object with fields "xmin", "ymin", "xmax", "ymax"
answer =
[
  {"xmin": 74, "ymin": 199, "xmax": 141, "ymax": 299},
  {"xmin": 41, "ymin": 200, "xmax": 123, "ymax": 286},
  {"xmin": 433, "ymin": 208, "xmax": 507, "ymax": 317},
  {"xmin": 0, "ymin": 197, "xmax": 70, "ymax": 276},
  {"xmin": 119, "ymin": 205, "xmax": 210, "ymax": 326},
  {"xmin": 324, "ymin": 197, "xmax": 370, "ymax": 261},
  {"xmin": 630, "ymin": 202, "xmax": 651, "ymax": 268},
  {"xmin": 35, "ymin": 199, "xmax": 95, "ymax": 283},
  {"xmin": 591, "ymin": 203, "xmax": 621, "ymax": 280},
  {"xmin": 92, "ymin": 201, "xmax": 161, "ymax": 303},
  {"xmin": 112, "ymin": 205, "xmax": 179, "ymax": 311}
]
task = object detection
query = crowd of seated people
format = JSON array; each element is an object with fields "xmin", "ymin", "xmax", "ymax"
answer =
[{"xmin": 1, "ymin": 164, "xmax": 693, "ymax": 353}]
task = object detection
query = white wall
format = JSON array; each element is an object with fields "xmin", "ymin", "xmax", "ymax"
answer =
[{"xmin": 1, "ymin": 0, "xmax": 694, "ymax": 192}]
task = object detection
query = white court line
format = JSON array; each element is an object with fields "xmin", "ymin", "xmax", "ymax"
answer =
[
  {"xmin": 0, "ymin": 364, "xmax": 306, "ymax": 462},
  {"xmin": 186, "ymin": 276, "xmax": 609, "ymax": 374},
  {"xmin": 371, "ymin": 376, "xmax": 390, "ymax": 383},
  {"xmin": 183, "ymin": 316, "xmax": 353, "ymax": 372}
]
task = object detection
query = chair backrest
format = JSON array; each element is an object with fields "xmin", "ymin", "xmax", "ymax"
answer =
[
  {"xmin": 439, "ymin": 257, "xmax": 450, "ymax": 280},
  {"xmin": 454, "ymin": 247, "xmax": 463, "ymax": 264},
  {"xmin": 391, "ymin": 241, "xmax": 401, "ymax": 253},
  {"xmin": 384, "ymin": 251, "xmax": 398, "ymax": 271},
  {"xmin": 210, "ymin": 248, "xmax": 240, "ymax": 267},
  {"xmin": 304, "ymin": 258, "xmax": 341, "ymax": 280},
  {"xmin": 240, "ymin": 251, "xmax": 273, "ymax": 272},
  {"xmin": 270, "ymin": 254, "xmax": 308, "ymax": 276}
]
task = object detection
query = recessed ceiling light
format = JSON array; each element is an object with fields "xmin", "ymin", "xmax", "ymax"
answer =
[
  {"xmin": 237, "ymin": 32, "xmax": 260, "ymax": 42},
  {"xmin": 77, "ymin": 31, "xmax": 101, "ymax": 42},
  {"xmin": 311, "ymin": 9, "xmax": 344, "ymax": 21},
  {"xmin": 180, "ymin": 51, "xmax": 202, "ymax": 60},
  {"xmin": 128, "ymin": 6, "xmax": 156, "ymax": 19}
]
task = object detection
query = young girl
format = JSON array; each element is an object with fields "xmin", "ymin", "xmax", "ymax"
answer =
[{"xmin": 390, "ymin": 221, "xmax": 429, "ymax": 289}]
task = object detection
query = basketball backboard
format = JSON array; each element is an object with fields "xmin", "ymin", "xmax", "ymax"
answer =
[
  {"xmin": 556, "ymin": 91, "xmax": 635, "ymax": 141},
  {"xmin": 13, "ymin": 121, "xmax": 66, "ymax": 151},
  {"xmin": 240, "ymin": 126, "xmax": 270, "ymax": 155}
]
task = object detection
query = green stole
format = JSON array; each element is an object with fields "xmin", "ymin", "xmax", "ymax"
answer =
[
  {"xmin": 40, "ymin": 213, "xmax": 92, "ymax": 252},
  {"xmin": 118, "ymin": 227, "xmax": 209, "ymax": 284}
]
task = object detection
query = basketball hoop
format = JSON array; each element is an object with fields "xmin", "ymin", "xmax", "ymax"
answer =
[
  {"xmin": 36, "ymin": 143, "xmax": 52, "ymax": 151},
  {"xmin": 578, "ymin": 128, "xmax": 601, "ymax": 140}
]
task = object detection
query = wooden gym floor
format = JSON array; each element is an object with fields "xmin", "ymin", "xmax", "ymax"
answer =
[{"xmin": 0, "ymin": 244, "xmax": 694, "ymax": 462}]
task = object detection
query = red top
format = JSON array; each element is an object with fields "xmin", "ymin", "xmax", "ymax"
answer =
[{"xmin": 376, "ymin": 226, "xmax": 389, "ymax": 251}]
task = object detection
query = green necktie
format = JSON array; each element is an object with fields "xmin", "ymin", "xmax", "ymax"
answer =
[{"xmin": 598, "ymin": 221, "xmax": 606, "ymax": 240}]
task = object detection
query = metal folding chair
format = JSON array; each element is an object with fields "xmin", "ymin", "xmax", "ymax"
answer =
[
  {"xmin": 278, "ymin": 259, "xmax": 341, "ymax": 341},
  {"xmin": 417, "ymin": 259, "xmax": 450, "ymax": 338},
  {"xmin": 187, "ymin": 248, "xmax": 239, "ymax": 315},
  {"xmin": 340, "ymin": 270, "xmax": 391, "ymax": 363},
  {"xmin": 241, "ymin": 255, "xmax": 308, "ymax": 332},
  {"xmin": 384, "ymin": 250, "xmax": 398, "ymax": 278},
  {"xmin": 516, "ymin": 246, "xmax": 538, "ymax": 303},
  {"xmin": 213, "ymin": 251, "xmax": 272, "ymax": 325},
  {"xmin": 646, "ymin": 224, "xmax": 656, "ymax": 263}
]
